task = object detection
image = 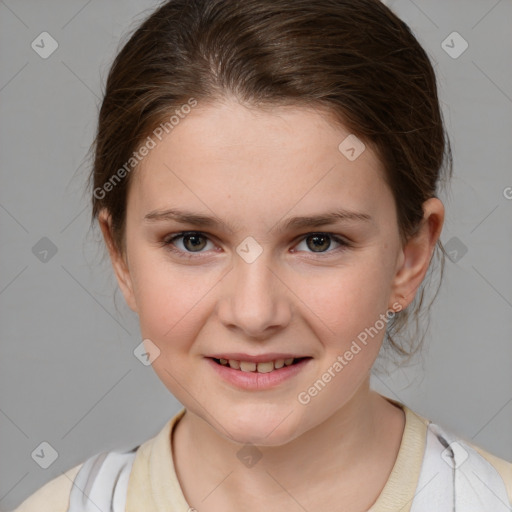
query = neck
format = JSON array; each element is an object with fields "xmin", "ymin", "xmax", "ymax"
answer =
[{"xmin": 172, "ymin": 381, "xmax": 404, "ymax": 510}]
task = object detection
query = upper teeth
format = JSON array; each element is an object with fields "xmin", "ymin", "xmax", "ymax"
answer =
[{"xmin": 218, "ymin": 358, "xmax": 295, "ymax": 373}]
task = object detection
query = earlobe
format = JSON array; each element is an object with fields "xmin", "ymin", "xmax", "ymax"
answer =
[
  {"xmin": 390, "ymin": 198, "xmax": 444, "ymax": 309},
  {"xmin": 98, "ymin": 209, "xmax": 138, "ymax": 313}
]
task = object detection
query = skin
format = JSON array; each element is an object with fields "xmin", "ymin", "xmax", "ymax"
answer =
[{"xmin": 99, "ymin": 97, "xmax": 444, "ymax": 511}]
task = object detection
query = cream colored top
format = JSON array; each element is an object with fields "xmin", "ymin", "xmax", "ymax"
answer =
[{"xmin": 12, "ymin": 400, "xmax": 512, "ymax": 511}]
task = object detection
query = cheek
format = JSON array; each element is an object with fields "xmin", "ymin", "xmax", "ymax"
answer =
[
  {"xmin": 130, "ymin": 256, "xmax": 212, "ymax": 395},
  {"xmin": 129, "ymin": 248, "xmax": 220, "ymax": 350},
  {"xmin": 294, "ymin": 258, "xmax": 396, "ymax": 343},
  {"xmin": 291, "ymin": 266, "xmax": 393, "ymax": 417}
]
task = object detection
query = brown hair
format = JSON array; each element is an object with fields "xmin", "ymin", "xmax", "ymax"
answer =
[{"xmin": 88, "ymin": 0, "xmax": 452, "ymax": 360}]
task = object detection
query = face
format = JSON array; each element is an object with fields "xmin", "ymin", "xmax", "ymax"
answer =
[{"xmin": 101, "ymin": 98, "xmax": 441, "ymax": 446}]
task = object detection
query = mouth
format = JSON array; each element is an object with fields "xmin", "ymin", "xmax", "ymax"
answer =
[
  {"xmin": 207, "ymin": 355, "xmax": 312, "ymax": 390},
  {"xmin": 210, "ymin": 357, "xmax": 311, "ymax": 373}
]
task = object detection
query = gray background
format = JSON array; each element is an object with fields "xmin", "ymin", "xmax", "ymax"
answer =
[{"xmin": 1, "ymin": 0, "xmax": 511, "ymax": 509}]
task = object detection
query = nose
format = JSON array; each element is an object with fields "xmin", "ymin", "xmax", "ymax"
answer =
[{"xmin": 217, "ymin": 247, "xmax": 292, "ymax": 339}]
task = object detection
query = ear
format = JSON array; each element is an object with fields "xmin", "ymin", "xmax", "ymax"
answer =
[
  {"xmin": 98, "ymin": 209, "xmax": 138, "ymax": 312},
  {"xmin": 390, "ymin": 198, "xmax": 445, "ymax": 309}
]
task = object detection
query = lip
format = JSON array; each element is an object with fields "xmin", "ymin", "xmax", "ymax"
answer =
[
  {"xmin": 206, "ymin": 356, "xmax": 312, "ymax": 391},
  {"xmin": 206, "ymin": 352, "xmax": 307, "ymax": 363}
]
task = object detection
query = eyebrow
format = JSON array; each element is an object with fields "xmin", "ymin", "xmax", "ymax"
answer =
[{"xmin": 143, "ymin": 207, "xmax": 372, "ymax": 234}]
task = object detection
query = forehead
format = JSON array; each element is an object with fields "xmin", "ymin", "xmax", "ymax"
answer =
[{"xmin": 130, "ymin": 99, "xmax": 391, "ymax": 223}]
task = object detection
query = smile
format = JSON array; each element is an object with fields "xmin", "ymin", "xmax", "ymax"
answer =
[
  {"xmin": 208, "ymin": 356, "xmax": 312, "ymax": 390},
  {"xmin": 212, "ymin": 357, "xmax": 307, "ymax": 373}
]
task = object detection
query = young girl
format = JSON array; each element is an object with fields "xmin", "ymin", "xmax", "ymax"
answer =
[{"xmin": 13, "ymin": 0, "xmax": 511, "ymax": 511}]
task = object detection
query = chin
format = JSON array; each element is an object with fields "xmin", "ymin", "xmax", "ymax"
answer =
[{"xmin": 219, "ymin": 406, "xmax": 305, "ymax": 447}]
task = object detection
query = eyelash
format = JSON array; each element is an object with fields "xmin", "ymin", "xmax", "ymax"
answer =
[{"xmin": 161, "ymin": 231, "xmax": 351, "ymax": 260}]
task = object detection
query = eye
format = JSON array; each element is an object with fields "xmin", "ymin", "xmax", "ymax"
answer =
[
  {"xmin": 161, "ymin": 231, "xmax": 351, "ymax": 260},
  {"xmin": 293, "ymin": 232, "xmax": 350, "ymax": 255},
  {"xmin": 163, "ymin": 231, "xmax": 216, "ymax": 258}
]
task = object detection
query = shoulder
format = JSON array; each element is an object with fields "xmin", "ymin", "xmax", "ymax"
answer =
[
  {"xmin": 383, "ymin": 400, "xmax": 512, "ymax": 510},
  {"xmin": 464, "ymin": 437, "xmax": 512, "ymax": 501},
  {"xmin": 10, "ymin": 446, "xmax": 139, "ymax": 512},
  {"xmin": 10, "ymin": 411, "xmax": 185, "ymax": 512},
  {"xmin": 10, "ymin": 463, "xmax": 82, "ymax": 512},
  {"xmin": 413, "ymin": 411, "xmax": 512, "ymax": 508}
]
